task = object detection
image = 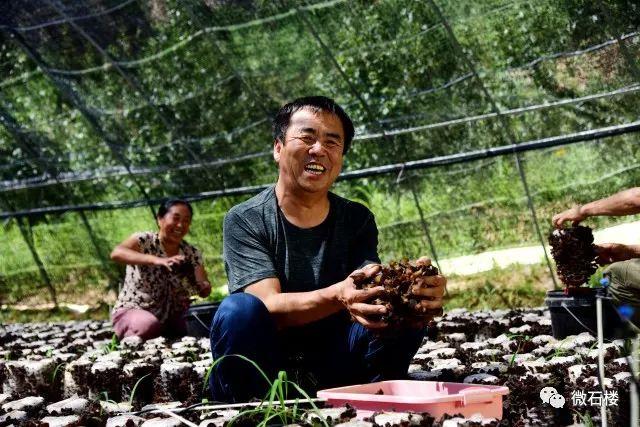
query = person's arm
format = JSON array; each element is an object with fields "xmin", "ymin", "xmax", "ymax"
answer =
[
  {"xmin": 223, "ymin": 208, "xmax": 387, "ymax": 329},
  {"xmin": 194, "ymin": 264, "xmax": 211, "ymax": 297},
  {"xmin": 110, "ymin": 233, "xmax": 184, "ymax": 270},
  {"xmin": 553, "ymin": 187, "xmax": 640, "ymax": 228},
  {"xmin": 245, "ymin": 264, "xmax": 387, "ymax": 329},
  {"xmin": 595, "ymin": 243, "xmax": 640, "ymax": 265}
]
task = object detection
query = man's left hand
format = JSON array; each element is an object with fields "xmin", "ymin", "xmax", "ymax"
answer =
[{"xmin": 409, "ymin": 256, "xmax": 446, "ymax": 326}]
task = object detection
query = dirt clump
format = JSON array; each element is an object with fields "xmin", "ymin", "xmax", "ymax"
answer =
[
  {"xmin": 352, "ymin": 260, "xmax": 440, "ymax": 328},
  {"xmin": 549, "ymin": 226, "xmax": 597, "ymax": 288}
]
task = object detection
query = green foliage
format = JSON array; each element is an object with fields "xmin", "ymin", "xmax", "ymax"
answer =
[{"xmin": 444, "ymin": 263, "xmax": 549, "ymax": 310}]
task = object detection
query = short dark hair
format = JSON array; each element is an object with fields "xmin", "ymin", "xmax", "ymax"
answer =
[
  {"xmin": 272, "ymin": 96, "xmax": 355, "ymax": 154},
  {"xmin": 157, "ymin": 199, "xmax": 193, "ymax": 219}
]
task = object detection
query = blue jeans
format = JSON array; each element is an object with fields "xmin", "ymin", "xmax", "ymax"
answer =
[{"xmin": 209, "ymin": 292, "xmax": 426, "ymax": 403}]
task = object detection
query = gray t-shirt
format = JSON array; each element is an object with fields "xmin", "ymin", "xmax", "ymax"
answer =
[{"xmin": 223, "ymin": 186, "xmax": 380, "ymax": 293}]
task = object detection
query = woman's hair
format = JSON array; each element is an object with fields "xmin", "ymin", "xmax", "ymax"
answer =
[{"xmin": 157, "ymin": 199, "xmax": 193, "ymax": 219}]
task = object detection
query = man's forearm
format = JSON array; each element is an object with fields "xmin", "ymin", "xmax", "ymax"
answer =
[
  {"xmin": 261, "ymin": 284, "xmax": 344, "ymax": 328},
  {"xmin": 581, "ymin": 187, "xmax": 640, "ymax": 218},
  {"xmin": 626, "ymin": 244, "xmax": 640, "ymax": 259}
]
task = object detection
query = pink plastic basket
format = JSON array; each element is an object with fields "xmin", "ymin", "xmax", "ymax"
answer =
[{"xmin": 317, "ymin": 380, "xmax": 509, "ymax": 420}]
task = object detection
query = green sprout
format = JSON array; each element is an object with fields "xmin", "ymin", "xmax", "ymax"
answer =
[
  {"xmin": 51, "ymin": 362, "xmax": 66, "ymax": 385},
  {"xmin": 101, "ymin": 334, "xmax": 119, "ymax": 355},
  {"xmin": 508, "ymin": 334, "xmax": 530, "ymax": 367},
  {"xmin": 129, "ymin": 373, "xmax": 152, "ymax": 407},
  {"xmin": 204, "ymin": 354, "xmax": 328, "ymax": 427}
]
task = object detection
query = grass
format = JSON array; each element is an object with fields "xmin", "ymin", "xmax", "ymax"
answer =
[
  {"xmin": 0, "ymin": 262, "xmax": 554, "ymax": 323},
  {"xmin": 444, "ymin": 263, "xmax": 550, "ymax": 310},
  {"xmin": 51, "ymin": 362, "xmax": 66, "ymax": 384},
  {"xmin": 204, "ymin": 354, "xmax": 328, "ymax": 427},
  {"xmin": 0, "ymin": 303, "xmax": 111, "ymax": 323},
  {"xmin": 3, "ymin": 141, "xmax": 640, "ymax": 308},
  {"xmin": 129, "ymin": 373, "xmax": 152, "ymax": 407}
]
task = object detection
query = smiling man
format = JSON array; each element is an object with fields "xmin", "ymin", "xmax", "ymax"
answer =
[{"xmin": 209, "ymin": 96, "xmax": 446, "ymax": 402}]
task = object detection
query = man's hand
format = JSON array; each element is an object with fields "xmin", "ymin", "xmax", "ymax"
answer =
[
  {"xmin": 154, "ymin": 254, "xmax": 186, "ymax": 271},
  {"xmin": 336, "ymin": 264, "xmax": 388, "ymax": 329},
  {"xmin": 409, "ymin": 257, "xmax": 446, "ymax": 326},
  {"xmin": 552, "ymin": 206, "xmax": 586, "ymax": 228},
  {"xmin": 595, "ymin": 243, "xmax": 636, "ymax": 265}
]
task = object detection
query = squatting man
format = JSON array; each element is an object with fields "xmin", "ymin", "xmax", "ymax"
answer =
[
  {"xmin": 553, "ymin": 187, "xmax": 640, "ymax": 327},
  {"xmin": 208, "ymin": 96, "xmax": 447, "ymax": 402}
]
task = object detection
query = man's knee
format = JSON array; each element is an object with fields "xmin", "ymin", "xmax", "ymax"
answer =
[
  {"xmin": 606, "ymin": 259, "xmax": 640, "ymax": 306},
  {"xmin": 213, "ymin": 293, "xmax": 270, "ymax": 328},
  {"xmin": 210, "ymin": 293, "xmax": 276, "ymax": 348}
]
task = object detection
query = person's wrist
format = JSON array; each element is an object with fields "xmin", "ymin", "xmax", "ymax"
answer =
[
  {"xmin": 576, "ymin": 205, "xmax": 587, "ymax": 220},
  {"xmin": 329, "ymin": 281, "xmax": 347, "ymax": 307}
]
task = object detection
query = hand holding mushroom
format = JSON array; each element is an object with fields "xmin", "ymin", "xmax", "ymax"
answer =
[{"xmin": 351, "ymin": 257, "xmax": 446, "ymax": 329}]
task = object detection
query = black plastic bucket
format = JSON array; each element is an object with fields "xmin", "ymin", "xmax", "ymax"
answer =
[
  {"xmin": 185, "ymin": 302, "xmax": 220, "ymax": 337},
  {"xmin": 545, "ymin": 289, "xmax": 628, "ymax": 339}
]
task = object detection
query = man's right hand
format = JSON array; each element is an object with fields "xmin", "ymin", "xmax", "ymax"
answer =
[
  {"xmin": 552, "ymin": 206, "xmax": 586, "ymax": 228},
  {"xmin": 335, "ymin": 264, "xmax": 388, "ymax": 329},
  {"xmin": 154, "ymin": 255, "xmax": 186, "ymax": 271},
  {"xmin": 595, "ymin": 243, "xmax": 635, "ymax": 265}
]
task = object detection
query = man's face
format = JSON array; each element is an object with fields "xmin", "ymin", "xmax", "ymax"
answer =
[{"xmin": 274, "ymin": 108, "xmax": 345, "ymax": 195}]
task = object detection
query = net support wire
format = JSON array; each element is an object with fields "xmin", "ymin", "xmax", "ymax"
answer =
[
  {"xmin": 3, "ymin": 81, "xmax": 639, "ymax": 193},
  {"xmin": 0, "ymin": 95, "xmax": 119, "ymax": 298},
  {"xmin": 293, "ymin": 0, "xmax": 445, "ymax": 267},
  {"xmin": 43, "ymin": 0, "xmax": 225, "ymax": 193},
  {"xmin": 427, "ymin": 0, "xmax": 562, "ymax": 289},
  {"xmin": 5, "ymin": 27, "xmax": 157, "ymax": 219},
  {"xmin": 394, "ymin": 164, "xmax": 443, "ymax": 275},
  {"xmin": 2, "ymin": 118, "xmax": 640, "ymax": 219}
]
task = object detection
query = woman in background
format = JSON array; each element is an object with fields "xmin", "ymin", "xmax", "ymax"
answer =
[{"xmin": 110, "ymin": 199, "xmax": 211, "ymax": 339}]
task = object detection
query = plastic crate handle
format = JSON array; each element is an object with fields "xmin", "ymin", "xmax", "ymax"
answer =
[{"xmin": 460, "ymin": 389, "xmax": 494, "ymax": 405}]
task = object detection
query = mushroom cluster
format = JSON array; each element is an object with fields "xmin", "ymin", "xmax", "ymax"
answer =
[
  {"xmin": 549, "ymin": 226, "xmax": 598, "ymax": 288},
  {"xmin": 352, "ymin": 260, "xmax": 440, "ymax": 327}
]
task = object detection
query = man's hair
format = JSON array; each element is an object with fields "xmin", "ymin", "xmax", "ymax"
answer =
[
  {"xmin": 157, "ymin": 198, "xmax": 193, "ymax": 219},
  {"xmin": 272, "ymin": 96, "xmax": 355, "ymax": 154}
]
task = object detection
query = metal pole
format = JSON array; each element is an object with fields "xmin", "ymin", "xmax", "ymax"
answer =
[
  {"xmin": 78, "ymin": 210, "xmax": 119, "ymax": 293},
  {"xmin": 427, "ymin": 0, "xmax": 558, "ymax": 289},
  {"xmin": 0, "ymin": 194, "xmax": 58, "ymax": 307},
  {"xmin": 406, "ymin": 176, "xmax": 442, "ymax": 274},
  {"xmin": 631, "ymin": 335, "xmax": 639, "ymax": 427},
  {"xmin": 596, "ymin": 295, "xmax": 607, "ymax": 426}
]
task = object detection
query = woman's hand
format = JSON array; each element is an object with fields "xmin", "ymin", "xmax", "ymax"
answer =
[
  {"xmin": 153, "ymin": 254, "xmax": 186, "ymax": 271},
  {"xmin": 197, "ymin": 280, "xmax": 212, "ymax": 298}
]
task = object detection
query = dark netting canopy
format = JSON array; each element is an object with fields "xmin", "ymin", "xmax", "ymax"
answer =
[{"xmin": 0, "ymin": 0, "xmax": 639, "ymax": 306}]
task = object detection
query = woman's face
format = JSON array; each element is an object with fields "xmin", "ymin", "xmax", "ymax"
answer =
[{"xmin": 157, "ymin": 204, "xmax": 192, "ymax": 245}]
